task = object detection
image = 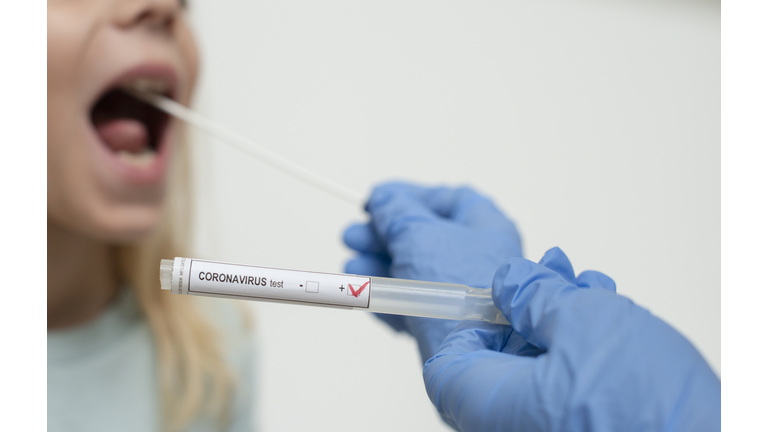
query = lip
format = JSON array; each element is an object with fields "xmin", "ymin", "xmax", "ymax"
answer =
[
  {"xmin": 88, "ymin": 63, "xmax": 179, "ymax": 185},
  {"xmin": 92, "ymin": 63, "xmax": 178, "ymax": 107}
]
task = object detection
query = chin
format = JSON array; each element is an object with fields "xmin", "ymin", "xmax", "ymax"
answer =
[{"xmin": 90, "ymin": 207, "xmax": 166, "ymax": 244}]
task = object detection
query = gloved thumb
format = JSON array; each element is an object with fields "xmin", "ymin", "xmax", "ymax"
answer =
[
  {"xmin": 366, "ymin": 186, "xmax": 440, "ymax": 243},
  {"xmin": 537, "ymin": 246, "xmax": 577, "ymax": 284},
  {"xmin": 492, "ymin": 256, "xmax": 581, "ymax": 350},
  {"xmin": 343, "ymin": 222, "xmax": 386, "ymax": 254},
  {"xmin": 538, "ymin": 247, "xmax": 617, "ymax": 292},
  {"xmin": 575, "ymin": 270, "xmax": 617, "ymax": 292}
]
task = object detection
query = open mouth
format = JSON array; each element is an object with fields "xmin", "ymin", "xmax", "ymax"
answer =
[{"xmin": 90, "ymin": 79, "xmax": 173, "ymax": 167}]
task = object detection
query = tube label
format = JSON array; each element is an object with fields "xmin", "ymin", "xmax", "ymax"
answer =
[{"xmin": 174, "ymin": 258, "xmax": 371, "ymax": 308}]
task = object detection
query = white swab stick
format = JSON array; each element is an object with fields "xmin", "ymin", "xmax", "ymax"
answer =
[{"xmin": 133, "ymin": 92, "xmax": 365, "ymax": 207}]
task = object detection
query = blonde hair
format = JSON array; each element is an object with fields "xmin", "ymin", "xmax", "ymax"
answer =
[{"xmin": 117, "ymin": 128, "xmax": 238, "ymax": 431}]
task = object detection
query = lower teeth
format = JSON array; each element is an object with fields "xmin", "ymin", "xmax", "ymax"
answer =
[{"xmin": 117, "ymin": 149, "xmax": 156, "ymax": 167}]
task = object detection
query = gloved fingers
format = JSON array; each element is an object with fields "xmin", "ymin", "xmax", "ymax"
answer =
[
  {"xmin": 501, "ymin": 330, "xmax": 546, "ymax": 357},
  {"xmin": 366, "ymin": 187, "xmax": 441, "ymax": 243},
  {"xmin": 492, "ymin": 256, "xmax": 581, "ymax": 350},
  {"xmin": 405, "ymin": 317, "xmax": 462, "ymax": 364},
  {"xmin": 422, "ymin": 186, "xmax": 488, "ymax": 219},
  {"xmin": 366, "ymin": 182, "xmax": 430, "ymax": 213},
  {"xmin": 371, "ymin": 314, "xmax": 461, "ymax": 363},
  {"xmin": 424, "ymin": 321, "xmax": 537, "ymax": 430},
  {"xmin": 576, "ymin": 270, "xmax": 617, "ymax": 293},
  {"xmin": 424, "ymin": 350, "xmax": 538, "ymax": 432},
  {"xmin": 343, "ymin": 222, "xmax": 386, "ymax": 254},
  {"xmin": 429, "ymin": 320, "xmax": 513, "ymax": 359},
  {"xmin": 370, "ymin": 182, "xmax": 518, "ymax": 233},
  {"xmin": 537, "ymin": 246, "xmax": 578, "ymax": 284},
  {"xmin": 344, "ymin": 254, "xmax": 391, "ymax": 277},
  {"xmin": 422, "ymin": 186, "xmax": 520, "ymax": 235},
  {"xmin": 433, "ymin": 322, "xmax": 543, "ymax": 358}
]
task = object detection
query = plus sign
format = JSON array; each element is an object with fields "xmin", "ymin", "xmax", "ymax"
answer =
[{"xmin": 339, "ymin": 285, "xmax": 345, "ymax": 292}]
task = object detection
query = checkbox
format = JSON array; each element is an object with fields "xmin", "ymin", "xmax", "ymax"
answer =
[
  {"xmin": 346, "ymin": 282, "xmax": 369, "ymax": 298},
  {"xmin": 306, "ymin": 281, "xmax": 319, "ymax": 293}
]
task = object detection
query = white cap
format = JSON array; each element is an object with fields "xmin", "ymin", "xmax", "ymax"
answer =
[{"xmin": 159, "ymin": 259, "xmax": 174, "ymax": 290}]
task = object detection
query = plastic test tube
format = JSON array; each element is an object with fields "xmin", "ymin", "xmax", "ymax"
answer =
[{"xmin": 160, "ymin": 257, "xmax": 510, "ymax": 325}]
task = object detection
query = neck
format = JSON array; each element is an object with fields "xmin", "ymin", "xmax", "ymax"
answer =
[{"xmin": 48, "ymin": 220, "xmax": 120, "ymax": 329}]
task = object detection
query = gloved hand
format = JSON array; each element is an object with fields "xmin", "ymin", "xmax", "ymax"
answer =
[
  {"xmin": 343, "ymin": 182, "xmax": 522, "ymax": 364},
  {"xmin": 423, "ymin": 247, "xmax": 721, "ymax": 432}
]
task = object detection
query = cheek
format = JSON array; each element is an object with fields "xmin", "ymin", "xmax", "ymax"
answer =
[
  {"xmin": 176, "ymin": 21, "xmax": 200, "ymax": 101},
  {"xmin": 48, "ymin": 3, "xmax": 100, "ymax": 113},
  {"xmin": 47, "ymin": 102, "xmax": 95, "ymax": 233},
  {"xmin": 47, "ymin": 15, "xmax": 88, "ymax": 176}
]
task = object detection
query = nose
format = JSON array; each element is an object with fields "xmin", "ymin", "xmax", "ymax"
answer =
[{"xmin": 113, "ymin": 0, "xmax": 184, "ymax": 33}]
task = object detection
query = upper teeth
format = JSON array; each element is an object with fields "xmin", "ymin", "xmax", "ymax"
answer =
[{"xmin": 121, "ymin": 78, "xmax": 169, "ymax": 95}]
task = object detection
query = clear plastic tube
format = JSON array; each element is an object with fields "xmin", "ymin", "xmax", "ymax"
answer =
[{"xmin": 161, "ymin": 257, "xmax": 509, "ymax": 325}]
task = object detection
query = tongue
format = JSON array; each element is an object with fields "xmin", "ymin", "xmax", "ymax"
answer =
[{"xmin": 95, "ymin": 119, "xmax": 149, "ymax": 153}]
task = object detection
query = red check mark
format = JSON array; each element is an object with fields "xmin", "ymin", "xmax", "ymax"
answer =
[{"xmin": 348, "ymin": 281, "xmax": 369, "ymax": 298}]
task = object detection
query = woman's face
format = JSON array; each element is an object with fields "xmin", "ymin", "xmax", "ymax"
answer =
[{"xmin": 48, "ymin": 0, "xmax": 198, "ymax": 243}]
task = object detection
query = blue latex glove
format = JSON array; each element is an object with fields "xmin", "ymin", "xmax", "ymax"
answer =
[
  {"xmin": 343, "ymin": 182, "xmax": 522, "ymax": 364},
  {"xmin": 423, "ymin": 247, "xmax": 721, "ymax": 432}
]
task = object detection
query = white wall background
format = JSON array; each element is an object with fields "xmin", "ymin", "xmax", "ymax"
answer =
[{"xmin": 187, "ymin": 1, "xmax": 720, "ymax": 430}]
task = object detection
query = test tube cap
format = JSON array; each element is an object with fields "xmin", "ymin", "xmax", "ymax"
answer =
[{"xmin": 159, "ymin": 259, "xmax": 174, "ymax": 290}]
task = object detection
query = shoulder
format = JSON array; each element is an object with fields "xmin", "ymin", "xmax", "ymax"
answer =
[{"xmin": 48, "ymin": 290, "xmax": 161, "ymax": 431}]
